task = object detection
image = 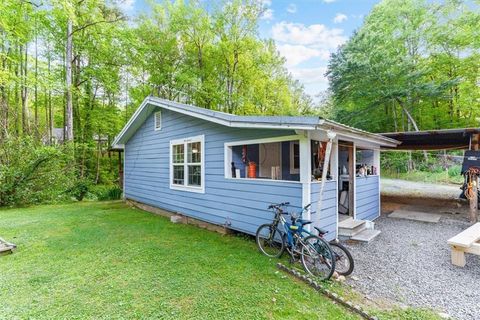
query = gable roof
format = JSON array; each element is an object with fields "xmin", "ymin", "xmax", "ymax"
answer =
[{"xmin": 112, "ymin": 96, "xmax": 399, "ymax": 149}]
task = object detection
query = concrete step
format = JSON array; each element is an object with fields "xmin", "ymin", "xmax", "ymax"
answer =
[
  {"xmin": 351, "ymin": 229, "xmax": 381, "ymax": 243},
  {"xmin": 338, "ymin": 218, "xmax": 366, "ymax": 237},
  {"xmin": 388, "ymin": 209, "xmax": 441, "ymax": 223},
  {"xmin": 338, "ymin": 218, "xmax": 365, "ymax": 229}
]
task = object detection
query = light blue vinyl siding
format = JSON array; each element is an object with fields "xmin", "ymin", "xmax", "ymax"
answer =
[
  {"xmin": 355, "ymin": 175, "xmax": 380, "ymax": 221},
  {"xmin": 310, "ymin": 181, "xmax": 337, "ymax": 241},
  {"xmin": 124, "ymin": 108, "xmax": 303, "ymax": 235}
]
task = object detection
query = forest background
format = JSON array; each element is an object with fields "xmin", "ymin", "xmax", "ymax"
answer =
[{"xmin": 1, "ymin": 0, "xmax": 478, "ymax": 206}]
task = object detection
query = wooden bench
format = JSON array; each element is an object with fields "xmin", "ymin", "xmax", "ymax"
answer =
[{"xmin": 447, "ymin": 223, "xmax": 480, "ymax": 267}]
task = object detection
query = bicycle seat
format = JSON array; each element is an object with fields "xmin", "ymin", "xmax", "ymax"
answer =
[{"xmin": 314, "ymin": 226, "xmax": 328, "ymax": 235}]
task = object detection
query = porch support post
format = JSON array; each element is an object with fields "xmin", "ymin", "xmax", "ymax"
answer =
[
  {"xmin": 470, "ymin": 176, "xmax": 478, "ymax": 223},
  {"xmin": 331, "ymin": 141, "xmax": 339, "ymax": 238},
  {"xmin": 299, "ymin": 132, "xmax": 311, "ymax": 223},
  {"xmin": 118, "ymin": 150, "xmax": 124, "ymax": 189},
  {"xmin": 316, "ymin": 131, "xmax": 336, "ymax": 218},
  {"xmin": 349, "ymin": 144, "xmax": 356, "ymax": 219},
  {"xmin": 374, "ymin": 148, "xmax": 381, "ymax": 219}
]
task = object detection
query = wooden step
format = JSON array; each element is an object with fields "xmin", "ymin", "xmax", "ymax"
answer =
[
  {"xmin": 351, "ymin": 229, "xmax": 381, "ymax": 243},
  {"xmin": 338, "ymin": 218, "xmax": 366, "ymax": 237}
]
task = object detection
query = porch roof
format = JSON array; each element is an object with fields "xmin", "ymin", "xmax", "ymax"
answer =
[
  {"xmin": 382, "ymin": 128, "xmax": 480, "ymax": 150},
  {"xmin": 112, "ymin": 96, "xmax": 399, "ymax": 149}
]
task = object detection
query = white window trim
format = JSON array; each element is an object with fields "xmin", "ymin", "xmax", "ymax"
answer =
[
  {"xmin": 224, "ymin": 134, "xmax": 303, "ymax": 183},
  {"xmin": 289, "ymin": 141, "xmax": 300, "ymax": 175},
  {"xmin": 154, "ymin": 111, "xmax": 162, "ymax": 131},
  {"xmin": 169, "ymin": 135, "xmax": 205, "ymax": 193}
]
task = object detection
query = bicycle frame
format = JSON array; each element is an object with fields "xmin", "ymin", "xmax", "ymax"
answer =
[
  {"xmin": 261, "ymin": 202, "xmax": 335, "ymax": 280},
  {"xmin": 272, "ymin": 205, "xmax": 314, "ymax": 252}
]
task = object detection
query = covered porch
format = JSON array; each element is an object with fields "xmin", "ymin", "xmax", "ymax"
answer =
[{"xmin": 223, "ymin": 128, "xmax": 392, "ymax": 241}]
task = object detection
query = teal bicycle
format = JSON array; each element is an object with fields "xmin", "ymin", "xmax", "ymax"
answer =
[{"xmin": 255, "ymin": 202, "xmax": 335, "ymax": 280}]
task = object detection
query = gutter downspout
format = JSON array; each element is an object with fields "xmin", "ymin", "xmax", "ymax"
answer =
[{"xmin": 316, "ymin": 130, "xmax": 336, "ymax": 219}]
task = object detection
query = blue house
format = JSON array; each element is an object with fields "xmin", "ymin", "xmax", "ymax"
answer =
[{"xmin": 112, "ymin": 97, "xmax": 399, "ymax": 241}]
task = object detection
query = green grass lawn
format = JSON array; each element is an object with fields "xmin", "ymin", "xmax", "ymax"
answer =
[
  {"xmin": 0, "ymin": 201, "xmax": 440, "ymax": 320},
  {"xmin": 0, "ymin": 201, "xmax": 360, "ymax": 319}
]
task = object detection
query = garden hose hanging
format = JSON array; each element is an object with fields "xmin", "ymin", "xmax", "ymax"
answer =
[
  {"xmin": 465, "ymin": 176, "xmax": 475, "ymax": 200},
  {"xmin": 464, "ymin": 167, "xmax": 480, "ymax": 200}
]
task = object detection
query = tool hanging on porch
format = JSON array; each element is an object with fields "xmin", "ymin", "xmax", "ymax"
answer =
[
  {"xmin": 0, "ymin": 237, "xmax": 16, "ymax": 255},
  {"xmin": 464, "ymin": 167, "xmax": 480, "ymax": 223},
  {"xmin": 312, "ymin": 141, "xmax": 328, "ymax": 179},
  {"xmin": 316, "ymin": 131, "xmax": 337, "ymax": 220},
  {"xmin": 461, "ymin": 150, "xmax": 480, "ymax": 223}
]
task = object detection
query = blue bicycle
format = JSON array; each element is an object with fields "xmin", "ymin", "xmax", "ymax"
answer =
[{"xmin": 255, "ymin": 202, "xmax": 335, "ymax": 280}]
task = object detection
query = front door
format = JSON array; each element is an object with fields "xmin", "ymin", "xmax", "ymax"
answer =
[{"xmin": 338, "ymin": 141, "xmax": 355, "ymax": 217}]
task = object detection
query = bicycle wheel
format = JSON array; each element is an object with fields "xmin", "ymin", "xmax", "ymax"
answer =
[
  {"xmin": 300, "ymin": 235, "xmax": 335, "ymax": 280},
  {"xmin": 330, "ymin": 241, "xmax": 354, "ymax": 276},
  {"xmin": 256, "ymin": 223, "xmax": 285, "ymax": 258}
]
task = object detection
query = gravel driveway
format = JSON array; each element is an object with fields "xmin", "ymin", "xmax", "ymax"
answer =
[
  {"xmin": 381, "ymin": 178, "xmax": 461, "ymax": 200},
  {"xmin": 344, "ymin": 213, "xmax": 480, "ymax": 320}
]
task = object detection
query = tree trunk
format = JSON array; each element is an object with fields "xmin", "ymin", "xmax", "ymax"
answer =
[
  {"xmin": 391, "ymin": 100, "xmax": 398, "ymax": 131},
  {"xmin": 124, "ymin": 70, "xmax": 129, "ymax": 123},
  {"xmin": 0, "ymin": 35, "xmax": 8, "ymax": 139},
  {"xmin": 73, "ymin": 54, "xmax": 82, "ymax": 142},
  {"xmin": 396, "ymin": 98, "xmax": 419, "ymax": 131},
  {"xmin": 0, "ymin": 86, "xmax": 7, "ymax": 139},
  {"xmin": 21, "ymin": 43, "xmax": 30, "ymax": 135},
  {"xmin": 44, "ymin": 87, "xmax": 49, "ymax": 143},
  {"xmin": 47, "ymin": 51, "xmax": 53, "ymax": 142},
  {"xmin": 15, "ymin": 43, "xmax": 21, "ymax": 135},
  {"xmin": 396, "ymin": 97, "xmax": 428, "ymax": 161},
  {"xmin": 65, "ymin": 18, "xmax": 74, "ymax": 141},
  {"xmin": 34, "ymin": 29, "xmax": 39, "ymax": 139},
  {"xmin": 49, "ymin": 88, "xmax": 53, "ymax": 141},
  {"xmin": 95, "ymin": 139, "xmax": 101, "ymax": 184}
]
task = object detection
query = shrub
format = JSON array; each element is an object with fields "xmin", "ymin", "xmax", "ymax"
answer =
[
  {"xmin": 68, "ymin": 178, "xmax": 92, "ymax": 201},
  {"xmin": 381, "ymin": 151, "xmax": 409, "ymax": 173},
  {"xmin": 448, "ymin": 165, "xmax": 462, "ymax": 177},
  {"xmin": 89, "ymin": 184, "xmax": 123, "ymax": 201},
  {"xmin": 0, "ymin": 137, "xmax": 75, "ymax": 206}
]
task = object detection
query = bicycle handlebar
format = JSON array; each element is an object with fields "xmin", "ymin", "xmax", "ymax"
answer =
[
  {"xmin": 267, "ymin": 202, "xmax": 290, "ymax": 209},
  {"xmin": 268, "ymin": 202, "xmax": 313, "ymax": 211}
]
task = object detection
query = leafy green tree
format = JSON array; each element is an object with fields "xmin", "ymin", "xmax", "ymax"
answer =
[
  {"xmin": 327, "ymin": 0, "xmax": 479, "ymax": 133},
  {"xmin": 0, "ymin": 0, "xmax": 314, "ymax": 206}
]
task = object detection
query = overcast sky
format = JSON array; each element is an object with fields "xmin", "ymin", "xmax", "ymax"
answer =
[{"xmin": 121, "ymin": 0, "xmax": 380, "ymax": 98}]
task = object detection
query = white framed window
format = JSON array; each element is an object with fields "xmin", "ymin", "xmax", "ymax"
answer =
[
  {"xmin": 289, "ymin": 141, "xmax": 300, "ymax": 174},
  {"xmin": 154, "ymin": 111, "xmax": 162, "ymax": 131},
  {"xmin": 170, "ymin": 135, "xmax": 205, "ymax": 193},
  {"xmin": 224, "ymin": 135, "xmax": 302, "ymax": 183}
]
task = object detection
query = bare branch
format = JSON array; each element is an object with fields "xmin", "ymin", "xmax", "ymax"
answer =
[
  {"xmin": 20, "ymin": 0, "xmax": 42, "ymax": 7},
  {"xmin": 70, "ymin": 17, "xmax": 125, "ymax": 36}
]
